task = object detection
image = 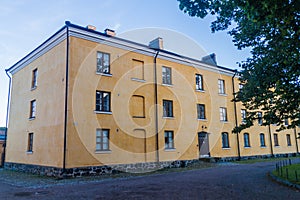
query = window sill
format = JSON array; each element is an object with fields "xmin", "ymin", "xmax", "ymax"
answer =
[
  {"xmin": 163, "ymin": 116, "xmax": 175, "ymax": 119},
  {"xmin": 27, "ymin": 151, "xmax": 33, "ymax": 154},
  {"xmin": 218, "ymin": 93, "xmax": 227, "ymax": 97},
  {"xmin": 244, "ymin": 146, "xmax": 251, "ymax": 149},
  {"xmin": 197, "ymin": 118, "xmax": 207, "ymax": 121},
  {"xmin": 96, "ymin": 72, "xmax": 112, "ymax": 77},
  {"xmin": 94, "ymin": 111, "xmax": 112, "ymax": 115},
  {"xmin": 161, "ymin": 83, "xmax": 173, "ymax": 87},
  {"xmin": 220, "ymin": 120, "xmax": 229, "ymax": 123},
  {"xmin": 29, "ymin": 117, "xmax": 36, "ymax": 121},
  {"xmin": 195, "ymin": 89, "xmax": 205, "ymax": 93},
  {"xmin": 260, "ymin": 146, "xmax": 267, "ymax": 148},
  {"xmin": 164, "ymin": 148, "xmax": 176, "ymax": 152},
  {"xmin": 222, "ymin": 147, "xmax": 231, "ymax": 150},
  {"xmin": 31, "ymin": 86, "xmax": 37, "ymax": 91},
  {"xmin": 274, "ymin": 145, "xmax": 280, "ymax": 148},
  {"xmin": 95, "ymin": 150, "xmax": 112, "ymax": 154},
  {"xmin": 131, "ymin": 78, "xmax": 146, "ymax": 83}
]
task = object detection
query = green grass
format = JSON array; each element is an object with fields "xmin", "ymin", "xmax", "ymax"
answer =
[
  {"xmin": 272, "ymin": 163, "xmax": 300, "ymax": 185},
  {"xmin": 234, "ymin": 156, "xmax": 299, "ymax": 164}
]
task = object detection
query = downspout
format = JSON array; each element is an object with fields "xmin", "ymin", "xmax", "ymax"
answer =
[
  {"xmin": 3, "ymin": 70, "xmax": 11, "ymax": 167},
  {"xmin": 62, "ymin": 23, "xmax": 70, "ymax": 174},
  {"xmin": 268, "ymin": 125, "xmax": 274, "ymax": 157},
  {"xmin": 232, "ymin": 70, "xmax": 241, "ymax": 160},
  {"xmin": 294, "ymin": 128, "xmax": 299, "ymax": 154},
  {"xmin": 154, "ymin": 50, "xmax": 160, "ymax": 162}
]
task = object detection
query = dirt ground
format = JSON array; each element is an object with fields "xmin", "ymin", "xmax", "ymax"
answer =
[{"xmin": 0, "ymin": 160, "xmax": 299, "ymax": 200}]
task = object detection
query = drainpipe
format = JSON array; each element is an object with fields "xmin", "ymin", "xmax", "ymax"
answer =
[
  {"xmin": 62, "ymin": 22, "xmax": 70, "ymax": 174},
  {"xmin": 294, "ymin": 127, "xmax": 299, "ymax": 154},
  {"xmin": 153, "ymin": 50, "xmax": 160, "ymax": 162},
  {"xmin": 3, "ymin": 70, "xmax": 11, "ymax": 167},
  {"xmin": 232, "ymin": 70, "xmax": 241, "ymax": 160},
  {"xmin": 268, "ymin": 125, "xmax": 274, "ymax": 157}
]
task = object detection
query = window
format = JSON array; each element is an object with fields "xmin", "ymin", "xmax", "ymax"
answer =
[
  {"xmin": 164, "ymin": 131, "xmax": 174, "ymax": 149},
  {"xmin": 195, "ymin": 74, "xmax": 204, "ymax": 90},
  {"xmin": 96, "ymin": 129, "xmax": 110, "ymax": 151},
  {"xmin": 31, "ymin": 68, "xmax": 38, "ymax": 89},
  {"xmin": 197, "ymin": 104, "xmax": 206, "ymax": 120},
  {"xmin": 95, "ymin": 91, "xmax": 111, "ymax": 112},
  {"xmin": 244, "ymin": 133, "xmax": 250, "ymax": 147},
  {"xmin": 218, "ymin": 79, "xmax": 225, "ymax": 94},
  {"xmin": 241, "ymin": 109, "xmax": 246, "ymax": 123},
  {"xmin": 239, "ymin": 84, "xmax": 243, "ymax": 90},
  {"xmin": 96, "ymin": 51, "xmax": 110, "ymax": 74},
  {"xmin": 257, "ymin": 112, "xmax": 263, "ymax": 125},
  {"xmin": 29, "ymin": 100, "xmax": 36, "ymax": 119},
  {"xmin": 27, "ymin": 133, "xmax": 33, "ymax": 152},
  {"xmin": 163, "ymin": 100, "xmax": 173, "ymax": 117},
  {"xmin": 162, "ymin": 66, "xmax": 172, "ymax": 85},
  {"xmin": 260, "ymin": 133, "xmax": 266, "ymax": 147},
  {"xmin": 132, "ymin": 59, "xmax": 144, "ymax": 80},
  {"xmin": 220, "ymin": 107, "xmax": 228, "ymax": 122},
  {"xmin": 286, "ymin": 134, "xmax": 291, "ymax": 146},
  {"xmin": 130, "ymin": 95, "xmax": 145, "ymax": 118},
  {"xmin": 222, "ymin": 132, "xmax": 230, "ymax": 148},
  {"xmin": 284, "ymin": 119, "xmax": 289, "ymax": 126},
  {"xmin": 274, "ymin": 133, "xmax": 279, "ymax": 146}
]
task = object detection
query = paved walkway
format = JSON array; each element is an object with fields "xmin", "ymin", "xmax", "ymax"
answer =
[{"xmin": 1, "ymin": 161, "xmax": 300, "ymax": 199}]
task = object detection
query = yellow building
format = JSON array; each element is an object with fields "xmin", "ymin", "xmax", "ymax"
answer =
[{"xmin": 4, "ymin": 22, "xmax": 300, "ymax": 176}]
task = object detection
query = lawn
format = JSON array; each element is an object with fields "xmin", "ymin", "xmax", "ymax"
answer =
[
  {"xmin": 272, "ymin": 163, "xmax": 300, "ymax": 185},
  {"xmin": 234, "ymin": 156, "xmax": 299, "ymax": 164}
]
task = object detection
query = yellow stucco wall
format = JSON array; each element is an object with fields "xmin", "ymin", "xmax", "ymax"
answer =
[
  {"xmin": 6, "ymin": 31, "xmax": 300, "ymax": 169},
  {"xmin": 65, "ymin": 36, "xmax": 299, "ymax": 168},
  {"xmin": 6, "ymin": 40, "xmax": 67, "ymax": 167}
]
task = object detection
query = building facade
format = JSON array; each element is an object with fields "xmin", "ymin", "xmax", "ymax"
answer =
[
  {"xmin": 5, "ymin": 22, "xmax": 300, "ymax": 175},
  {"xmin": 0, "ymin": 127, "xmax": 7, "ymax": 166}
]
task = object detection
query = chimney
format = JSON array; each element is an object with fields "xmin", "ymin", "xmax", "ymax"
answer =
[
  {"xmin": 149, "ymin": 37, "xmax": 164, "ymax": 50},
  {"xmin": 86, "ymin": 25, "xmax": 96, "ymax": 31},
  {"xmin": 105, "ymin": 28, "xmax": 116, "ymax": 37},
  {"xmin": 202, "ymin": 53, "xmax": 217, "ymax": 65}
]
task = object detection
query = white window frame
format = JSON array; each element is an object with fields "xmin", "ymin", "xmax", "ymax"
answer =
[
  {"xmin": 218, "ymin": 79, "xmax": 226, "ymax": 94},
  {"xmin": 197, "ymin": 104, "xmax": 206, "ymax": 120},
  {"xmin": 29, "ymin": 100, "xmax": 36, "ymax": 119},
  {"xmin": 162, "ymin": 66, "xmax": 172, "ymax": 85},
  {"xmin": 195, "ymin": 74, "xmax": 204, "ymax": 91},
  {"xmin": 95, "ymin": 91, "xmax": 111, "ymax": 112},
  {"xmin": 96, "ymin": 129, "xmax": 110, "ymax": 151},
  {"xmin": 220, "ymin": 107, "xmax": 228, "ymax": 122},
  {"xmin": 96, "ymin": 51, "xmax": 110, "ymax": 74},
  {"xmin": 164, "ymin": 130, "xmax": 174, "ymax": 149}
]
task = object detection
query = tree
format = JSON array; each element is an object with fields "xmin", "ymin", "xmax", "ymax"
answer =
[{"xmin": 178, "ymin": 0, "xmax": 300, "ymax": 132}]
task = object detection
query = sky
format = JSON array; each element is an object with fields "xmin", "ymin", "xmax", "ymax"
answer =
[{"xmin": 0, "ymin": 0, "xmax": 251, "ymax": 127}]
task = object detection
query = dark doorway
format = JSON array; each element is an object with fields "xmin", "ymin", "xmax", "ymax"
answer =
[{"xmin": 198, "ymin": 132, "xmax": 210, "ymax": 157}]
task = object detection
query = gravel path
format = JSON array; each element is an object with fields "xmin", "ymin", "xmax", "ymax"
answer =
[{"xmin": 0, "ymin": 160, "xmax": 299, "ymax": 199}]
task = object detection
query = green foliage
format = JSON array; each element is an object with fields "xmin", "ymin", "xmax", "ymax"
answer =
[
  {"xmin": 272, "ymin": 163, "xmax": 300, "ymax": 184},
  {"xmin": 178, "ymin": 0, "xmax": 300, "ymax": 132}
]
